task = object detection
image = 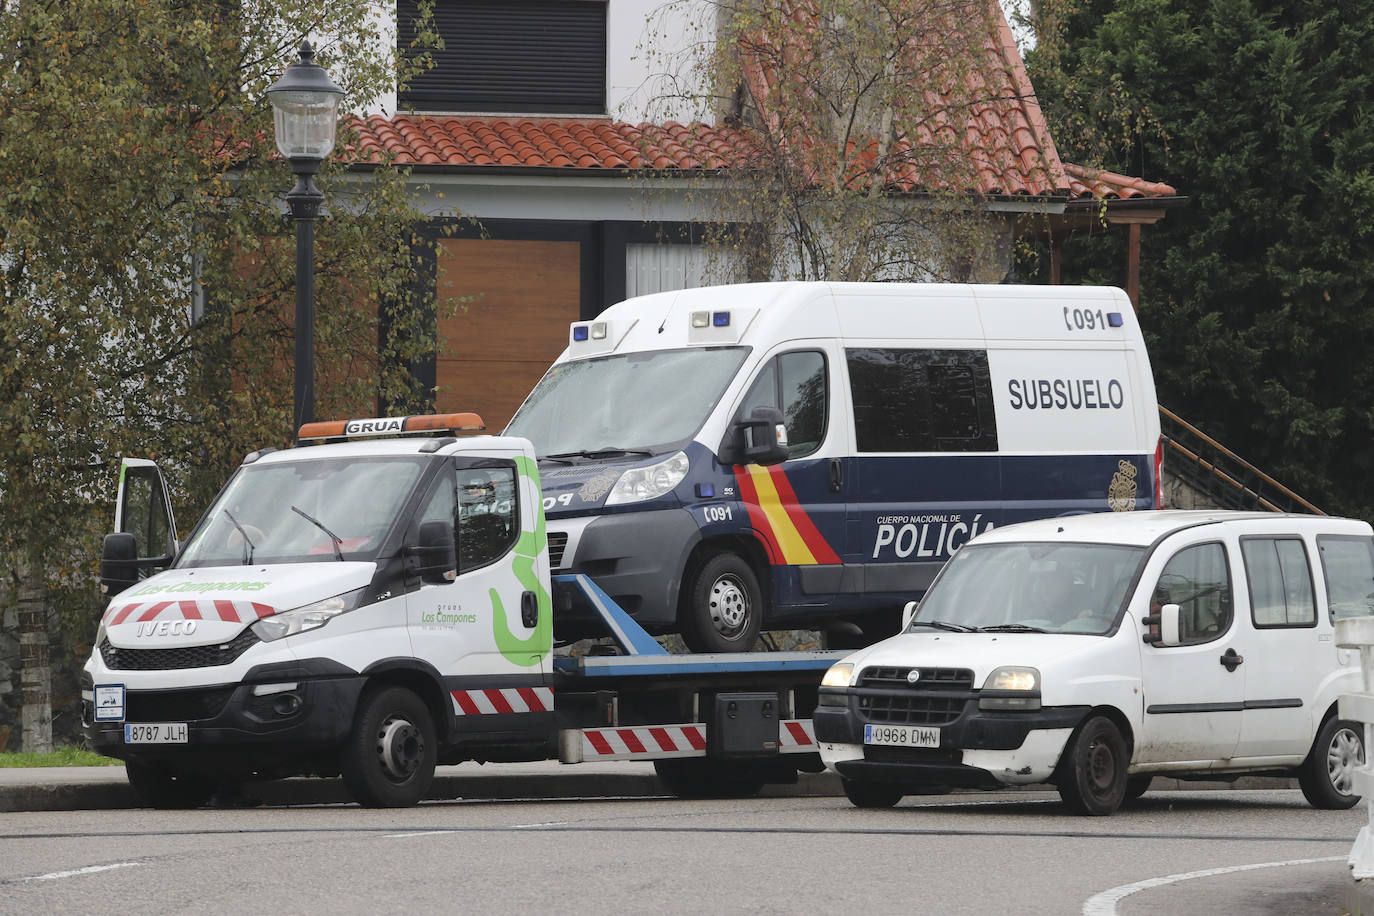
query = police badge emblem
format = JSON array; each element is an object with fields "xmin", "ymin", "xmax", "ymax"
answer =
[{"xmin": 1107, "ymin": 459, "xmax": 1138, "ymax": 511}]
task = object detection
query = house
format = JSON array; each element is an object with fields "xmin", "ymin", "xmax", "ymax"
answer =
[{"xmin": 342, "ymin": 0, "xmax": 1181, "ymax": 429}]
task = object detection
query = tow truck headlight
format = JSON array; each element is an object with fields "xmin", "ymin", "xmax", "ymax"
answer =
[
  {"xmin": 979, "ymin": 666, "xmax": 1041, "ymax": 711},
  {"xmin": 251, "ymin": 587, "xmax": 367, "ymax": 642},
  {"xmin": 605, "ymin": 451, "xmax": 689, "ymax": 505},
  {"xmin": 821, "ymin": 662, "xmax": 855, "ymax": 688}
]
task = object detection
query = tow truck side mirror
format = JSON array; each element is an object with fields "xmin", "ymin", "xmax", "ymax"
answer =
[
  {"xmin": 412, "ymin": 520, "xmax": 457, "ymax": 584},
  {"xmin": 737, "ymin": 406, "xmax": 789, "ymax": 466},
  {"xmin": 100, "ymin": 532, "xmax": 140, "ymax": 598}
]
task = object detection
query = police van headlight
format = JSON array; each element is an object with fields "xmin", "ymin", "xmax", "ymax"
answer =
[
  {"xmin": 252, "ymin": 587, "xmax": 367, "ymax": 642},
  {"xmin": 606, "ymin": 451, "xmax": 689, "ymax": 505},
  {"xmin": 979, "ymin": 666, "xmax": 1042, "ymax": 711}
]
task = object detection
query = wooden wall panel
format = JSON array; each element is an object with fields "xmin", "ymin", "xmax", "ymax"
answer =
[{"xmin": 435, "ymin": 238, "xmax": 580, "ymax": 430}]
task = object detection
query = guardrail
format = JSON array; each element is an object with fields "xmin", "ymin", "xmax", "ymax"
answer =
[
  {"xmin": 1336, "ymin": 617, "xmax": 1374, "ymax": 883},
  {"xmin": 1159, "ymin": 406, "xmax": 1324, "ymax": 514}
]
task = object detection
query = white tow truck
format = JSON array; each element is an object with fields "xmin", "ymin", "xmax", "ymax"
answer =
[{"xmin": 83, "ymin": 413, "xmax": 843, "ymax": 807}]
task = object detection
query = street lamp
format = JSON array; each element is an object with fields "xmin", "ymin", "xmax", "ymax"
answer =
[{"xmin": 267, "ymin": 40, "xmax": 344, "ymax": 433}]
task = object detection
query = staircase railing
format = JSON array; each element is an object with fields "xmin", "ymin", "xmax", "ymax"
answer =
[{"xmin": 1159, "ymin": 406, "xmax": 1325, "ymax": 515}]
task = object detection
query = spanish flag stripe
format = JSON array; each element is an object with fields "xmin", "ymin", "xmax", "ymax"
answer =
[
  {"xmin": 745, "ymin": 466, "xmax": 819, "ymax": 565},
  {"xmin": 763, "ymin": 466, "xmax": 842, "ymax": 565},
  {"xmin": 732, "ymin": 467, "xmax": 785, "ymax": 564}
]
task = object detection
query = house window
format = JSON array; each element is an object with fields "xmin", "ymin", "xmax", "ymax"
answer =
[{"xmin": 397, "ymin": 0, "xmax": 607, "ymax": 114}]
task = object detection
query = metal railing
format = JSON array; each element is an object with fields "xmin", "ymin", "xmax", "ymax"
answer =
[{"xmin": 1159, "ymin": 405, "xmax": 1324, "ymax": 515}]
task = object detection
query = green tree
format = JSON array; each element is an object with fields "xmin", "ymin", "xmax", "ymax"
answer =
[
  {"xmin": 1027, "ymin": 0, "xmax": 1374, "ymax": 517},
  {"xmin": 0, "ymin": 0, "xmax": 441, "ymax": 750}
]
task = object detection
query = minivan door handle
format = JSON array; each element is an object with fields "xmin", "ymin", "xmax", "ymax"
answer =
[
  {"xmin": 1220, "ymin": 648, "xmax": 1243, "ymax": 672},
  {"xmin": 828, "ymin": 458, "xmax": 843, "ymax": 493},
  {"xmin": 521, "ymin": 590, "xmax": 539, "ymax": 629}
]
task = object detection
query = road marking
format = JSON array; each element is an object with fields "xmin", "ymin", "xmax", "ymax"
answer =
[
  {"xmin": 1082, "ymin": 855, "xmax": 1346, "ymax": 915},
  {"xmin": 23, "ymin": 862, "xmax": 143, "ymax": 882},
  {"xmin": 383, "ymin": 830, "xmax": 457, "ymax": 839}
]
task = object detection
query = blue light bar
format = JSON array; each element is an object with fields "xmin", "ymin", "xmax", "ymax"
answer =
[
  {"xmin": 712, "ymin": 311, "xmax": 730, "ymax": 327},
  {"xmin": 572, "ymin": 325, "xmax": 590, "ymax": 341},
  {"xmin": 1107, "ymin": 312, "xmax": 1124, "ymax": 327}
]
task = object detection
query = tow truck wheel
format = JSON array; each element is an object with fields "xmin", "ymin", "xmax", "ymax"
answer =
[
  {"xmin": 125, "ymin": 761, "xmax": 215, "ymax": 809},
  {"xmin": 1056, "ymin": 715, "xmax": 1128, "ymax": 816},
  {"xmin": 1300, "ymin": 716, "xmax": 1364, "ymax": 810},
  {"xmin": 653, "ymin": 759, "xmax": 766, "ymax": 798},
  {"xmin": 679, "ymin": 552, "xmax": 763, "ymax": 653},
  {"xmin": 841, "ymin": 777, "xmax": 903, "ymax": 809},
  {"xmin": 341, "ymin": 686, "xmax": 437, "ymax": 808}
]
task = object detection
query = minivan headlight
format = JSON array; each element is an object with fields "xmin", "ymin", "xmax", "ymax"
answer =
[
  {"xmin": 821, "ymin": 662, "xmax": 856, "ymax": 688},
  {"xmin": 251, "ymin": 587, "xmax": 367, "ymax": 642},
  {"xmin": 979, "ymin": 666, "xmax": 1042, "ymax": 711},
  {"xmin": 606, "ymin": 451, "xmax": 689, "ymax": 505}
]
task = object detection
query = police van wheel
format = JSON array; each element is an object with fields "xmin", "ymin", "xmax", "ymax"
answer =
[
  {"xmin": 679, "ymin": 553, "xmax": 762, "ymax": 653},
  {"xmin": 1056, "ymin": 715, "xmax": 1128, "ymax": 816},
  {"xmin": 125, "ymin": 761, "xmax": 216, "ymax": 809},
  {"xmin": 841, "ymin": 777, "xmax": 903, "ymax": 809},
  {"xmin": 341, "ymin": 686, "xmax": 437, "ymax": 808},
  {"xmin": 1300, "ymin": 716, "xmax": 1364, "ymax": 810}
]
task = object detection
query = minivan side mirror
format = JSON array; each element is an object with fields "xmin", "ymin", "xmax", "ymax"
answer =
[
  {"xmin": 901, "ymin": 600, "xmax": 919, "ymax": 630},
  {"xmin": 411, "ymin": 520, "xmax": 457, "ymax": 584},
  {"xmin": 1143, "ymin": 603, "xmax": 1183, "ymax": 647},
  {"xmin": 100, "ymin": 532, "xmax": 140, "ymax": 598},
  {"xmin": 736, "ymin": 406, "xmax": 789, "ymax": 466}
]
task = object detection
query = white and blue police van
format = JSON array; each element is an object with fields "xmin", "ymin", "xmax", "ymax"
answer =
[{"xmin": 504, "ymin": 282, "xmax": 1161, "ymax": 653}]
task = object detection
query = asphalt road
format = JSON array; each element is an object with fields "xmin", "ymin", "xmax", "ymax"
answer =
[{"xmin": 0, "ymin": 787, "xmax": 1363, "ymax": 915}]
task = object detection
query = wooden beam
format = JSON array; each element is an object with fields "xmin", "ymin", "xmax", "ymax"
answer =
[
  {"xmin": 1050, "ymin": 235, "xmax": 1062, "ymax": 285},
  {"xmin": 1126, "ymin": 223, "xmax": 1141, "ymax": 310}
]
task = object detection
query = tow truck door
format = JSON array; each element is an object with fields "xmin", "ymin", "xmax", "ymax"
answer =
[{"xmin": 114, "ymin": 458, "xmax": 178, "ymax": 570}]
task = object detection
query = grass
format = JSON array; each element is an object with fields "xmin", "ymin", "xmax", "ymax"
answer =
[{"xmin": 0, "ymin": 746, "xmax": 122, "ymax": 767}]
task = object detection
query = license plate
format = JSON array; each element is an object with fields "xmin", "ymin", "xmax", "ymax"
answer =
[
  {"xmin": 124, "ymin": 723, "xmax": 188, "ymax": 744},
  {"xmin": 864, "ymin": 724, "xmax": 940, "ymax": 748}
]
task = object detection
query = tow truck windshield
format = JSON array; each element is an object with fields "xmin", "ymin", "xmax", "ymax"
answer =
[
  {"xmin": 505, "ymin": 347, "xmax": 749, "ymax": 457},
  {"xmin": 913, "ymin": 541, "xmax": 1147, "ymax": 636},
  {"xmin": 177, "ymin": 456, "xmax": 428, "ymax": 568}
]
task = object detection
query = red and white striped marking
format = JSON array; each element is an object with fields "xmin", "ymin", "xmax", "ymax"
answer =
[
  {"xmin": 450, "ymin": 687, "xmax": 553, "ymax": 716},
  {"xmin": 779, "ymin": 719, "xmax": 816, "ymax": 751},
  {"xmin": 103, "ymin": 599, "xmax": 275, "ymax": 626},
  {"xmin": 580, "ymin": 724, "xmax": 708, "ymax": 760}
]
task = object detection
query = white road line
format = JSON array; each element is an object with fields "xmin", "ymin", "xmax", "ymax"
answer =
[
  {"xmin": 23, "ymin": 862, "xmax": 143, "ymax": 882},
  {"xmin": 1082, "ymin": 855, "xmax": 1346, "ymax": 915},
  {"xmin": 383, "ymin": 830, "xmax": 458, "ymax": 839}
]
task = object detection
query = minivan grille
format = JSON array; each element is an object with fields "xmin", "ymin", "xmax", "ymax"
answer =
[
  {"xmin": 547, "ymin": 531, "xmax": 568, "ymax": 568},
  {"xmin": 855, "ymin": 666, "xmax": 974, "ymax": 726}
]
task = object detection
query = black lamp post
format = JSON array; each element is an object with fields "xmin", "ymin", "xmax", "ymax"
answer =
[{"xmin": 267, "ymin": 41, "xmax": 344, "ymax": 432}]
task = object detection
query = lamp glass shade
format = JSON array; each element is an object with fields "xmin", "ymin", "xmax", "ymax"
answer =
[{"xmin": 270, "ymin": 89, "xmax": 343, "ymax": 160}]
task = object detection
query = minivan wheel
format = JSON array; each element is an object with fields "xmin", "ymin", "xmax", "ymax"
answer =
[
  {"xmin": 679, "ymin": 552, "xmax": 762, "ymax": 653},
  {"xmin": 841, "ymin": 777, "xmax": 904, "ymax": 809},
  {"xmin": 1056, "ymin": 716, "xmax": 1128, "ymax": 816},
  {"xmin": 1300, "ymin": 716, "xmax": 1364, "ymax": 810}
]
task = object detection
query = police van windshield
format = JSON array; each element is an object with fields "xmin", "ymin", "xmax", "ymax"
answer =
[
  {"xmin": 914, "ymin": 541, "xmax": 1146, "ymax": 635},
  {"xmin": 177, "ymin": 456, "xmax": 428, "ymax": 568},
  {"xmin": 506, "ymin": 347, "xmax": 749, "ymax": 457}
]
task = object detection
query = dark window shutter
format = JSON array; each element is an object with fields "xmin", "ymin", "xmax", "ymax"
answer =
[{"xmin": 398, "ymin": 0, "xmax": 606, "ymax": 114}]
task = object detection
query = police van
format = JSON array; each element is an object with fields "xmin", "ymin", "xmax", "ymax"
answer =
[
  {"xmin": 813, "ymin": 510, "xmax": 1374, "ymax": 815},
  {"xmin": 503, "ymin": 282, "xmax": 1161, "ymax": 652}
]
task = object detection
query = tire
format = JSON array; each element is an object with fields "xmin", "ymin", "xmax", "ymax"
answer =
[
  {"xmin": 340, "ymin": 686, "xmax": 437, "ymax": 808},
  {"xmin": 1124, "ymin": 775, "xmax": 1152, "ymax": 802},
  {"xmin": 125, "ymin": 761, "xmax": 215, "ymax": 809},
  {"xmin": 841, "ymin": 777, "xmax": 904, "ymax": 809},
  {"xmin": 654, "ymin": 758, "xmax": 766, "ymax": 799},
  {"xmin": 1299, "ymin": 717, "xmax": 1364, "ymax": 810},
  {"xmin": 1056, "ymin": 716, "xmax": 1129, "ymax": 816},
  {"xmin": 679, "ymin": 553, "xmax": 763, "ymax": 653}
]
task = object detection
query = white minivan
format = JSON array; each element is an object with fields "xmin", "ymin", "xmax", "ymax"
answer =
[
  {"xmin": 505, "ymin": 282, "xmax": 1161, "ymax": 652},
  {"xmin": 813, "ymin": 510, "xmax": 1374, "ymax": 815}
]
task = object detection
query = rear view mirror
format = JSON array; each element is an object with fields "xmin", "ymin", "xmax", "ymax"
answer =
[
  {"xmin": 901, "ymin": 600, "xmax": 919, "ymax": 630},
  {"xmin": 100, "ymin": 532, "xmax": 140, "ymax": 598},
  {"xmin": 738, "ymin": 406, "xmax": 788, "ymax": 466},
  {"xmin": 412, "ymin": 520, "xmax": 457, "ymax": 584}
]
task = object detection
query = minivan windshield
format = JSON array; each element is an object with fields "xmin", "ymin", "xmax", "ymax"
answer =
[
  {"xmin": 177, "ymin": 456, "xmax": 429, "ymax": 568},
  {"xmin": 914, "ymin": 541, "xmax": 1147, "ymax": 635},
  {"xmin": 505, "ymin": 347, "xmax": 749, "ymax": 457}
]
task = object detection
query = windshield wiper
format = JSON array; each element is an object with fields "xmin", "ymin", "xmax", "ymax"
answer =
[
  {"xmin": 978, "ymin": 623, "xmax": 1048, "ymax": 633},
  {"xmin": 544, "ymin": 448, "xmax": 654, "ymax": 460},
  {"xmin": 291, "ymin": 505, "xmax": 344, "ymax": 561},
  {"xmin": 909, "ymin": 620, "xmax": 978, "ymax": 633},
  {"xmin": 223, "ymin": 510, "xmax": 255, "ymax": 565}
]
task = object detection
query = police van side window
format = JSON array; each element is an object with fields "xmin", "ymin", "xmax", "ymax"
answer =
[
  {"xmin": 846, "ymin": 348, "xmax": 998, "ymax": 452},
  {"xmin": 1155, "ymin": 542, "xmax": 1233, "ymax": 645},
  {"xmin": 1317, "ymin": 535, "xmax": 1374, "ymax": 621},
  {"xmin": 738, "ymin": 351, "xmax": 828, "ymax": 458},
  {"xmin": 1241, "ymin": 536, "xmax": 1316, "ymax": 627}
]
